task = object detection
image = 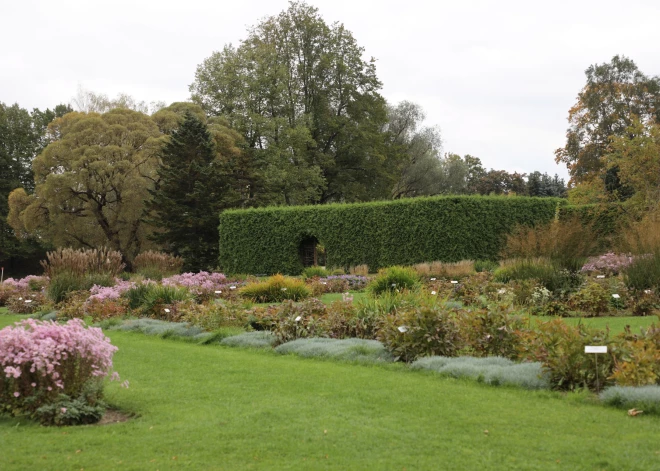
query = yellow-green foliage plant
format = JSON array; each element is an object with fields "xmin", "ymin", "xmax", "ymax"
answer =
[{"xmin": 239, "ymin": 274, "xmax": 310, "ymax": 303}]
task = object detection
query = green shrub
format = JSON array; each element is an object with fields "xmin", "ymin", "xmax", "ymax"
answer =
[
  {"xmin": 123, "ymin": 283, "xmax": 192, "ymax": 314},
  {"xmin": 624, "ymin": 253, "xmax": 660, "ymax": 292},
  {"xmin": 275, "ymin": 338, "xmax": 393, "ymax": 363},
  {"xmin": 411, "ymin": 356, "xmax": 549, "ymax": 390},
  {"xmin": 457, "ymin": 304, "xmax": 526, "ymax": 358},
  {"xmin": 34, "ymin": 384, "xmax": 107, "ymax": 426},
  {"xmin": 377, "ymin": 304, "xmax": 462, "ymax": 362},
  {"xmin": 47, "ymin": 272, "xmax": 116, "ymax": 304},
  {"xmin": 302, "ymin": 266, "xmax": 329, "ymax": 279},
  {"xmin": 218, "ymin": 195, "xmax": 563, "ymax": 274},
  {"xmin": 239, "ymin": 274, "xmax": 310, "ymax": 303},
  {"xmin": 517, "ymin": 319, "xmax": 614, "ymax": 391},
  {"xmin": 367, "ymin": 266, "xmax": 420, "ymax": 296},
  {"xmin": 474, "ymin": 260, "xmax": 499, "ymax": 273},
  {"xmin": 133, "ymin": 250, "xmax": 184, "ymax": 279},
  {"xmin": 494, "ymin": 259, "xmax": 582, "ymax": 293},
  {"xmin": 220, "ymin": 331, "xmax": 278, "ymax": 349},
  {"xmin": 568, "ymin": 282, "xmax": 610, "ymax": 317}
]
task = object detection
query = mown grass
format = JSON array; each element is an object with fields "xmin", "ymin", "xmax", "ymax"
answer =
[
  {"xmin": 533, "ymin": 315, "xmax": 659, "ymax": 334},
  {"xmin": 0, "ymin": 313, "xmax": 659, "ymax": 470}
]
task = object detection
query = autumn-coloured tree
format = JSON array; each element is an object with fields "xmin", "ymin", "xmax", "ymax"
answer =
[{"xmin": 556, "ymin": 56, "xmax": 660, "ymax": 189}]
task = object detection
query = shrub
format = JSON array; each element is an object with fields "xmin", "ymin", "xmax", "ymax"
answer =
[
  {"xmin": 0, "ymin": 318, "xmax": 119, "ymax": 425},
  {"xmin": 457, "ymin": 304, "xmax": 526, "ymax": 358},
  {"xmin": 3, "ymin": 275, "xmax": 49, "ymax": 292},
  {"xmin": 411, "ymin": 356, "xmax": 549, "ymax": 390},
  {"xmin": 162, "ymin": 272, "xmax": 238, "ymax": 301},
  {"xmin": 600, "ymin": 385, "xmax": 660, "ymax": 414},
  {"xmin": 6, "ymin": 291, "xmax": 49, "ymax": 315},
  {"xmin": 220, "ymin": 331, "xmax": 278, "ymax": 349},
  {"xmin": 239, "ymin": 274, "xmax": 310, "ymax": 303},
  {"xmin": 275, "ymin": 338, "xmax": 393, "ymax": 363},
  {"xmin": 568, "ymin": 282, "xmax": 610, "ymax": 317},
  {"xmin": 494, "ymin": 259, "xmax": 582, "ymax": 294},
  {"xmin": 0, "ymin": 284, "xmax": 19, "ymax": 307},
  {"xmin": 610, "ymin": 338, "xmax": 660, "ymax": 386},
  {"xmin": 580, "ymin": 253, "xmax": 635, "ymax": 275},
  {"xmin": 624, "ymin": 252, "xmax": 660, "ymax": 292},
  {"xmin": 326, "ymin": 275, "xmax": 368, "ymax": 291},
  {"xmin": 377, "ymin": 304, "xmax": 462, "ymax": 362},
  {"xmin": 517, "ymin": 319, "xmax": 614, "ymax": 391},
  {"xmin": 183, "ymin": 300, "xmax": 252, "ymax": 330},
  {"xmin": 123, "ymin": 282, "xmax": 192, "ymax": 316},
  {"xmin": 41, "ymin": 247, "xmax": 125, "ymax": 278},
  {"xmin": 133, "ymin": 250, "xmax": 184, "ymax": 279},
  {"xmin": 218, "ymin": 195, "xmax": 562, "ymax": 275},
  {"xmin": 366, "ymin": 266, "xmax": 420, "ymax": 296},
  {"xmin": 302, "ymin": 266, "xmax": 329, "ymax": 279},
  {"xmin": 474, "ymin": 260, "xmax": 499, "ymax": 273},
  {"xmin": 33, "ymin": 382, "xmax": 107, "ymax": 426},
  {"xmin": 47, "ymin": 272, "xmax": 116, "ymax": 304}
]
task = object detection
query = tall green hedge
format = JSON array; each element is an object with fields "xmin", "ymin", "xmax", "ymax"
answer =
[{"xmin": 218, "ymin": 195, "xmax": 565, "ymax": 275}]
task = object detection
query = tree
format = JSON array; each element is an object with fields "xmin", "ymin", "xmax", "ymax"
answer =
[
  {"xmin": 556, "ymin": 55, "xmax": 660, "ymax": 191},
  {"xmin": 190, "ymin": 1, "xmax": 392, "ymax": 204},
  {"xmin": 475, "ymin": 170, "xmax": 527, "ymax": 195},
  {"xmin": 386, "ymin": 102, "xmax": 444, "ymax": 198},
  {"xmin": 72, "ymin": 85, "xmax": 166, "ymax": 115},
  {"xmin": 8, "ymin": 109, "xmax": 165, "ymax": 262},
  {"xmin": 605, "ymin": 120, "xmax": 660, "ymax": 210},
  {"xmin": 148, "ymin": 112, "xmax": 235, "ymax": 271},
  {"xmin": 0, "ymin": 102, "xmax": 72, "ymax": 275},
  {"xmin": 526, "ymin": 171, "xmax": 567, "ymax": 197}
]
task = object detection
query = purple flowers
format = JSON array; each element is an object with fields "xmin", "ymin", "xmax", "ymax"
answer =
[
  {"xmin": 162, "ymin": 272, "xmax": 243, "ymax": 297},
  {"xmin": 0, "ymin": 318, "xmax": 119, "ymax": 410},
  {"xmin": 580, "ymin": 253, "xmax": 636, "ymax": 275},
  {"xmin": 2, "ymin": 275, "xmax": 48, "ymax": 291}
]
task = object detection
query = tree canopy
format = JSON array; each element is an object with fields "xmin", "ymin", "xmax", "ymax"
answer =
[
  {"xmin": 8, "ymin": 109, "xmax": 165, "ymax": 262},
  {"xmin": 190, "ymin": 1, "xmax": 394, "ymax": 204}
]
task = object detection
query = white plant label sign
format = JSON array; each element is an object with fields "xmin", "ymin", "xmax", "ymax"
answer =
[{"xmin": 585, "ymin": 346, "xmax": 607, "ymax": 354}]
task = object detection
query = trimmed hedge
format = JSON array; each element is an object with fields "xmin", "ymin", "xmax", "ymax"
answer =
[{"xmin": 218, "ymin": 195, "xmax": 564, "ymax": 275}]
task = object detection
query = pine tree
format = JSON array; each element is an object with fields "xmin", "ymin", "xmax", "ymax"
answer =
[{"xmin": 148, "ymin": 112, "xmax": 229, "ymax": 271}]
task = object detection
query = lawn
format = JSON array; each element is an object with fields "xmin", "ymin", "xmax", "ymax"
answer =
[
  {"xmin": 1, "ymin": 313, "xmax": 659, "ymax": 470},
  {"xmin": 533, "ymin": 315, "xmax": 659, "ymax": 334}
]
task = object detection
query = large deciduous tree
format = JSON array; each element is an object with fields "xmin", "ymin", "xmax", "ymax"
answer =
[
  {"xmin": 190, "ymin": 1, "xmax": 392, "ymax": 204},
  {"xmin": 8, "ymin": 109, "xmax": 165, "ymax": 262},
  {"xmin": 555, "ymin": 55, "xmax": 660, "ymax": 193}
]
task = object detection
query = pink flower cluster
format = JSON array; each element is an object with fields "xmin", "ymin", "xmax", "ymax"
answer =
[
  {"xmin": 580, "ymin": 253, "xmax": 636, "ymax": 275},
  {"xmin": 0, "ymin": 319, "xmax": 118, "ymax": 399},
  {"xmin": 162, "ymin": 271, "xmax": 229, "ymax": 295},
  {"xmin": 2, "ymin": 275, "xmax": 48, "ymax": 290},
  {"xmin": 87, "ymin": 279, "xmax": 138, "ymax": 302}
]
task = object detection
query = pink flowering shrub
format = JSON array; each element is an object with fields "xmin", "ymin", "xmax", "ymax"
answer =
[
  {"xmin": 580, "ymin": 253, "xmax": 636, "ymax": 275},
  {"xmin": 0, "ymin": 319, "xmax": 120, "ymax": 424},
  {"xmin": 3, "ymin": 275, "xmax": 49, "ymax": 291},
  {"xmin": 162, "ymin": 272, "xmax": 243, "ymax": 300},
  {"xmin": 88, "ymin": 279, "xmax": 136, "ymax": 302}
]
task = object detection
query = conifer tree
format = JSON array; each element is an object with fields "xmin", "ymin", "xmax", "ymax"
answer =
[{"xmin": 149, "ymin": 112, "xmax": 229, "ymax": 271}]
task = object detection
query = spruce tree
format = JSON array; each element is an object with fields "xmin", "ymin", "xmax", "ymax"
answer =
[{"xmin": 149, "ymin": 112, "xmax": 229, "ymax": 271}]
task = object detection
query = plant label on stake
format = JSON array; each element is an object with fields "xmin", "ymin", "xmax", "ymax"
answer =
[{"xmin": 585, "ymin": 346, "xmax": 607, "ymax": 393}]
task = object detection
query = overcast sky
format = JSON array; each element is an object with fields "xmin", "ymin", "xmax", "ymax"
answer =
[{"xmin": 3, "ymin": 0, "xmax": 660, "ymax": 179}]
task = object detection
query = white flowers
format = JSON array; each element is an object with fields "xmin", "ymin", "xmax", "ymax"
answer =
[
  {"xmin": 397, "ymin": 326, "xmax": 408, "ymax": 333},
  {"xmin": 611, "ymin": 294, "xmax": 620, "ymax": 299}
]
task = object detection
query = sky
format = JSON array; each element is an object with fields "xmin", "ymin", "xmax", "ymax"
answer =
[{"xmin": 2, "ymin": 0, "xmax": 660, "ymax": 180}]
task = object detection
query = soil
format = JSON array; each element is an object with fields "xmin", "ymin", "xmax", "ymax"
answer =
[{"xmin": 97, "ymin": 409, "xmax": 132, "ymax": 425}]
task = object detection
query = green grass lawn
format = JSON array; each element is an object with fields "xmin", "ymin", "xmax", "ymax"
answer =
[
  {"xmin": 1, "ymin": 313, "xmax": 660, "ymax": 470},
  {"xmin": 533, "ymin": 315, "xmax": 658, "ymax": 334}
]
